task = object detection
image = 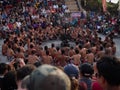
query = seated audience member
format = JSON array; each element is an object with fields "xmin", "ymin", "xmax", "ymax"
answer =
[
  {"xmin": 79, "ymin": 63, "xmax": 94, "ymax": 90},
  {"xmin": 64, "ymin": 63, "xmax": 80, "ymax": 79},
  {"xmin": 2, "ymin": 70, "xmax": 17, "ymax": 90},
  {"xmin": 96, "ymin": 56, "xmax": 120, "ymax": 90},
  {"xmin": 64, "ymin": 63, "xmax": 88, "ymax": 90},
  {"xmin": 21, "ymin": 64, "xmax": 71, "ymax": 90},
  {"xmin": 17, "ymin": 64, "xmax": 36, "ymax": 90},
  {"xmin": 0, "ymin": 63, "xmax": 9, "ymax": 90}
]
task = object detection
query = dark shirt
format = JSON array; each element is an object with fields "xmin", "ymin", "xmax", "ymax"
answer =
[
  {"xmin": 0, "ymin": 77, "xmax": 4, "ymax": 90},
  {"xmin": 80, "ymin": 77, "xmax": 92, "ymax": 90}
]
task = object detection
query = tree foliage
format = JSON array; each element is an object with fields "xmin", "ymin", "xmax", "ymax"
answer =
[{"xmin": 81, "ymin": 0, "xmax": 119, "ymax": 15}]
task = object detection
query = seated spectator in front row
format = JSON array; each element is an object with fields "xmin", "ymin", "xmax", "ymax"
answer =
[
  {"xmin": 96, "ymin": 56, "xmax": 120, "ymax": 90},
  {"xmin": 17, "ymin": 64, "xmax": 36, "ymax": 90},
  {"xmin": 2, "ymin": 70, "xmax": 17, "ymax": 90},
  {"xmin": 0, "ymin": 63, "xmax": 9, "ymax": 90},
  {"xmin": 79, "ymin": 63, "xmax": 94, "ymax": 90}
]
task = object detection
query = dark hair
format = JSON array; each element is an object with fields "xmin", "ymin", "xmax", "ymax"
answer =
[
  {"xmin": 79, "ymin": 44, "xmax": 82, "ymax": 49},
  {"xmin": 30, "ymin": 44, "xmax": 34, "ymax": 48},
  {"xmin": 17, "ymin": 65, "xmax": 36, "ymax": 81},
  {"xmin": 96, "ymin": 56, "xmax": 120, "ymax": 86},
  {"xmin": 87, "ymin": 49, "xmax": 91, "ymax": 54},
  {"xmin": 31, "ymin": 50, "xmax": 36, "ymax": 55},
  {"xmin": 79, "ymin": 63, "xmax": 94, "ymax": 78},
  {"xmin": 4, "ymin": 40, "xmax": 7, "ymax": 44},
  {"xmin": 70, "ymin": 46, "xmax": 74, "ymax": 49},
  {"xmin": 44, "ymin": 46, "xmax": 48, "ymax": 51},
  {"xmin": 34, "ymin": 62, "xmax": 41, "ymax": 67},
  {"xmin": 61, "ymin": 49, "xmax": 65, "ymax": 55},
  {"xmin": 56, "ymin": 46, "xmax": 60, "ymax": 51},
  {"xmin": 51, "ymin": 43, "xmax": 55, "ymax": 48},
  {"xmin": 100, "ymin": 45, "xmax": 103, "ymax": 51},
  {"xmin": 3, "ymin": 71, "xmax": 17, "ymax": 90},
  {"xmin": 0, "ymin": 63, "xmax": 8, "ymax": 75},
  {"xmin": 75, "ymin": 49, "xmax": 79, "ymax": 54},
  {"xmin": 17, "ymin": 48, "xmax": 21, "ymax": 52},
  {"xmin": 19, "ymin": 42, "xmax": 23, "ymax": 46},
  {"xmin": 45, "ymin": 50, "xmax": 49, "ymax": 55}
]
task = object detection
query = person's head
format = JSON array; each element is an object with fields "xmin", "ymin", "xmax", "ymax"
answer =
[
  {"xmin": 61, "ymin": 49, "xmax": 65, "ymax": 55},
  {"xmin": 79, "ymin": 63, "xmax": 94, "ymax": 78},
  {"xmin": 22, "ymin": 64, "xmax": 71, "ymax": 90},
  {"xmin": 75, "ymin": 49, "xmax": 79, "ymax": 54},
  {"xmin": 34, "ymin": 62, "xmax": 42, "ymax": 67},
  {"xmin": 0, "ymin": 63, "xmax": 9, "ymax": 76},
  {"xmin": 3, "ymin": 70, "xmax": 17, "ymax": 90},
  {"xmin": 44, "ymin": 45, "xmax": 48, "ymax": 51},
  {"xmin": 64, "ymin": 64, "xmax": 80, "ymax": 79},
  {"xmin": 31, "ymin": 50, "xmax": 36, "ymax": 55},
  {"xmin": 56, "ymin": 46, "xmax": 60, "ymax": 51},
  {"xmin": 30, "ymin": 44, "xmax": 34, "ymax": 49},
  {"xmin": 96, "ymin": 56, "xmax": 120, "ymax": 89},
  {"xmin": 51, "ymin": 43, "xmax": 55, "ymax": 48},
  {"xmin": 17, "ymin": 64, "xmax": 36, "ymax": 81},
  {"xmin": 70, "ymin": 46, "xmax": 74, "ymax": 50}
]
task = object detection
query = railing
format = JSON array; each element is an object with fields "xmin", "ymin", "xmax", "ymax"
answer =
[{"xmin": 75, "ymin": 0, "xmax": 82, "ymax": 11}]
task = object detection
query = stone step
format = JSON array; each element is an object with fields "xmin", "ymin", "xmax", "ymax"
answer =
[
  {"xmin": 65, "ymin": 1, "xmax": 76, "ymax": 5},
  {"xmin": 65, "ymin": 0, "xmax": 79, "ymax": 12}
]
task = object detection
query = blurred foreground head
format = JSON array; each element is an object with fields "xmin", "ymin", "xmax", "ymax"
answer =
[
  {"xmin": 22, "ymin": 64, "xmax": 71, "ymax": 90},
  {"xmin": 96, "ymin": 56, "xmax": 120, "ymax": 90}
]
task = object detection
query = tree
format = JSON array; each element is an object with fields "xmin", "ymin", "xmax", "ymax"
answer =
[{"xmin": 80, "ymin": 0, "xmax": 119, "ymax": 15}]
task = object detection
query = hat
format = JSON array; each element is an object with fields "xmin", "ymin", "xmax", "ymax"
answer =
[
  {"xmin": 79, "ymin": 63, "xmax": 94, "ymax": 77},
  {"xmin": 64, "ymin": 64, "xmax": 79, "ymax": 79},
  {"xmin": 22, "ymin": 64, "xmax": 71, "ymax": 90}
]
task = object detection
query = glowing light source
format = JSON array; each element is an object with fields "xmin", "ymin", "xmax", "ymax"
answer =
[{"xmin": 106, "ymin": 0, "xmax": 119, "ymax": 4}]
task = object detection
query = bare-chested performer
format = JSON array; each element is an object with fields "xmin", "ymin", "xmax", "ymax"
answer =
[
  {"xmin": 37, "ymin": 47, "xmax": 46, "ymax": 58},
  {"xmin": 68, "ymin": 46, "xmax": 75, "ymax": 57},
  {"xmin": 15, "ymin": 48, "xmax": 25, "ymax": 59},
  {"xmin": 95, "ymin": 46, "xmax": 105, "ymax": 61},
  {"xmin": 19, "ymin": 42, "xmax": 25, "ymax": 53},
  {"xmin": 111, "ymin": 41, "xmax": 116, "ymax": 55},
  {"xmin": 86, "ymin": 49, "xmax": 95, "ymax": 64},
  {"xmin": 48, "ymin": 43, "xmax": 57, "ymax": 57},
  {"xmin": 26, "ymin": 43, "xmax": 36, "ymax": 55},
  {"xmin": 55, "ymin": 49, "xmax": 69, "ymax": 67},
  {"xmin": 105, "ymin": 46, "xmax": 113, "ymax": 56},
  {"xmin": 71, "ymin": 49, "xmax": 81, "ymax": 66},
  {"xmin": 27, "ymin": 50, "xmax": 39, "ymax": 64},
  {"xmin": 80, "ymin": 47, "xmax": 87, "ymax": 63},
  {"xmin": 6, "ymin": 44, "xmax": 15, "ymax": 62},
  {"xmin": 42, "ymin": 50, "xmax": 53, "ymax": 64},
  {"xmin": 2, "ymin": 39, "xmax": 8, "ymax": 56},
  {"xmin": 91, "ymin": 43, "xmax": 97, "ymax": 55},
  {"xmin": 53, "ymin": 46, "xmax": 61, "ymax": 60},
  {"xmin": 84, "ymin": 39, "xmax": 91, "ymax": 49}
]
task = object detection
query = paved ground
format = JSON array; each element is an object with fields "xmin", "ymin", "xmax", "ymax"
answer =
[
  {"xmin": 98, "ymin": 34, "xmax": 120, "ymax": 58},
  {"xmin": 41, "ymin": 34, "xmax": 120, "ymax": 58},
  {"xmin": 0, "ymin": 34, "xmax": 120, "ymax": 63}
]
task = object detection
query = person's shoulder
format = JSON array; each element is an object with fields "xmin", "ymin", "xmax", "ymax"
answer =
[
  {"xmin": 92, "ymin": 81, "xmax": 103, "ymax": 90},
  {"xmin": 79, "ymin": 81, "xmax": 88, "ymax": 90}
]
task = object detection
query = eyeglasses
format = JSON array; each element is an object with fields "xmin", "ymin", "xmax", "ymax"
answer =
[{"xmin": 95, "ymin": 73, "xmax": 101, "ymax": 78}]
